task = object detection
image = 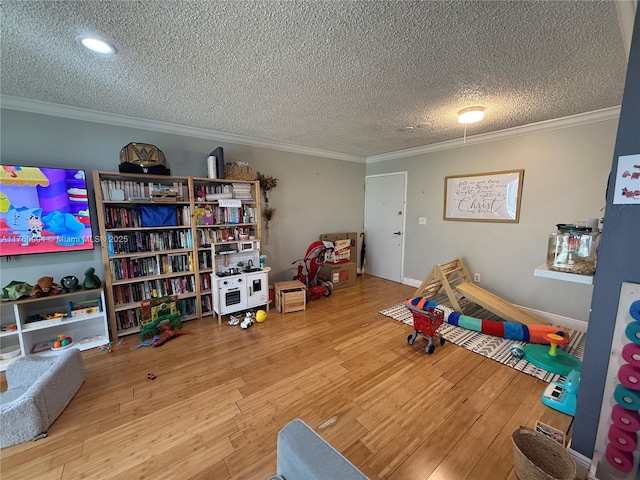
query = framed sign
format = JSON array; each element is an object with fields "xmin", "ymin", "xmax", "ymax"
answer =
[{"xmin": 444, "ymin": 169, "xmax": 524, "ymax": 222}]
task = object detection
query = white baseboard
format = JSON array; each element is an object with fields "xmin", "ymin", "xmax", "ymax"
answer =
[
  {"xmin": 402, "ymin": 277, "xmax": 588, "ymax": 332},
  {"xmin": 402, "ymin": 277, "xmax": 421, "ymax": 288},
  {"xmin": 516, "ymin": 304, "xmax": 588, "ymax": 333},
  {"xmin": 568, "ymin": 447, "xmax": 593, "ymax": 479}
]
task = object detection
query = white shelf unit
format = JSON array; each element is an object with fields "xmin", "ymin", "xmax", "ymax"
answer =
[
  {"xmin": 534, "ymin": 264, "xmax": 594, "ymax": 285},
  {"xmin": 0, "ymin": 288, "xmax": 109, "ymax": 371}
]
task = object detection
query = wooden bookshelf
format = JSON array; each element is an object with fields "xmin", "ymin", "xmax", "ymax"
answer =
[{"xmin": 93, "ymin": 171, "xmax": 262, "ymax": 337}]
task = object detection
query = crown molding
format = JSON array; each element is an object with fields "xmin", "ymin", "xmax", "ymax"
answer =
[
  {"xmin": 1, "ymin": 95, "xmax": 621, "ymax": 165},
  {"xmin": 366, "ymin": 106, "xmax": 621, "ymax": 163},
  {"xmin": 0, "ymin": 95, "xmax": 366, "ymax": 163}
]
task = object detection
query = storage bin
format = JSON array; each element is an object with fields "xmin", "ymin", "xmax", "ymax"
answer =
[
  {"xmin": 274, "ymin": 281, "xmax": 306, "ymax": 313},
  {"xmin": 224, "ymin": 163, "xmax": 254, "ymax": 181},
  {"xmin": 512, "ymin": 426, "xmax": 576, "ymax": 480}
]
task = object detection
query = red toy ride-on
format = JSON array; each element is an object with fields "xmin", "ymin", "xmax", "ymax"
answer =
[{"xmin": 292, "ymin": 240, "xmax": 334, "ymax": 299}]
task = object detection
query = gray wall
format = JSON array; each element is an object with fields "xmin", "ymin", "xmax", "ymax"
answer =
[
  {"xmin": 0, "ymin": 109, "xmax": 365, "ymax": 288},
  {"xmin": 366, "ymin": 119, "xmax": 618, "ymax": 321},
  {"xmin": 573, "ymin": 7, "xmax": 640, "ymax": 459}
]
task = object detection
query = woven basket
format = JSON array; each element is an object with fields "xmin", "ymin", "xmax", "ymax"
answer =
[
  {"xmin": 224, "ymin": 164, "xmax": 255, "ymax": 181},
  {"xmin": 512, "ymin": 426, "xmax": 576, "ymax": 480}
]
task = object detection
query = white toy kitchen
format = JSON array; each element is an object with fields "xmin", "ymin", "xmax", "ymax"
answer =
[{"xmin": 211, "ymin": 241, "xmax": 269, "ymax": 323}]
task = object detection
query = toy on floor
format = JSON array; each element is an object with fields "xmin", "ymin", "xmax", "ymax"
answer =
[
  {"xmin": 524, "ymin": 332, "xmax": 582, "ymax": 376},
  {"xmin": 542, "ymin": 369, "xmax": 580, "ymax": 416},
  {"xmin": 406, "ymin": 305, "xmax": 445, "ymax": 354},
  {"xmin": 256, "ymin": 310, "xmax": 267, "ymax": 322},
  {"xmin": 241, "ymin": 312, "xmax": 255, "ymax": 329},
  {"xmin": 407, "ymin": 297, "xmax": 582, "ymax": 374},
  {"xmin": 151, "ymin": 324, "xmax": 192, "ymax": 347},
  {"xmin": 407, "ymin": 297, "xmax": 568, "ymax": 344},
  {"xmin": 292, "ymin": 240, "xmax": 334, "ymax": 299},
  {"xmin": 138, "ymin": 296, "xmax": 182, "ymax": 340}
]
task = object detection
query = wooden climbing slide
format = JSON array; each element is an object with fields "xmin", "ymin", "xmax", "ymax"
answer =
[{"xmin": 413, "ymin": 257, "xmax": 547, "ymax": 326}]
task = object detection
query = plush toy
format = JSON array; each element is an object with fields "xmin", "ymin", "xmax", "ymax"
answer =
[
  {"xmin": 31, "ymin": 276, "xmax": 63, "ymax": 298},
  {"xmin": 60, "ymin": 275, "xmax": 79, "ymax": 293},
  {"xmin": 1, "ymin": 281, "xmax": 33, "ymax": 301},
  {"xmin": 83, "ymin": 267, "xmax": 101, "ymax": 289}
]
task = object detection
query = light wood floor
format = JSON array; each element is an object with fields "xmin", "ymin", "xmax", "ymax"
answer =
[{"xmin": 0, "ymin": 275, "xmax": 573, "ymax": 480}]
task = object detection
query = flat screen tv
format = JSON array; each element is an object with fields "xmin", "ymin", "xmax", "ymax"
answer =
[{"xmin": 0, "ymin": 165, "xmax": 95, "ymax": 256}]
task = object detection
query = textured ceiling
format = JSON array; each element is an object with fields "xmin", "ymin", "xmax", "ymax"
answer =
[{"xmin": 0, "ymin": 1, "xmax": 632, "ymax": 159}]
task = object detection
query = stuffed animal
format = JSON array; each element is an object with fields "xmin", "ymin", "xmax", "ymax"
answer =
[
  {"xmin": 60, "ymin": 275, "xmax": 79, "ymax": 293},
  {"xmin": 31, "ymin": 276, "xmax": 63, "ymax": 297},
  {"xmin": 83, "ymin": 267, "xmax": 101, "ymax": 289}
]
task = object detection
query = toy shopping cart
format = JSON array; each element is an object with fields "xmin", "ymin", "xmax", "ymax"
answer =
[{"xmin": 406, "ymin": 304, "xmax": 446, "ymax": 354}]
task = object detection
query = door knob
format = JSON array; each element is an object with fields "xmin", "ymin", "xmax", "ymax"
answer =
[{"xmin": 393, "ymin": 231, "xmax": 402, "ymax": 235}]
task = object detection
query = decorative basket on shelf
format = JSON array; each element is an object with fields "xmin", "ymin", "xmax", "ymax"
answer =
[{"xmin": 224, "ymin": 163, "xmax": 255, "ymax": 181}]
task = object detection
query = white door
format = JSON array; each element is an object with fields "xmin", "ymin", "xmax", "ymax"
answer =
[{"xmin": 364, "ymin": 173, "xmax": 406, "ymax": 283}]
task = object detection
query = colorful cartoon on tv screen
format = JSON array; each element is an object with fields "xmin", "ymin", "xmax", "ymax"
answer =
[{"xmin": 0, "ymin": 166, "xmax": 94, "ymax": 256}]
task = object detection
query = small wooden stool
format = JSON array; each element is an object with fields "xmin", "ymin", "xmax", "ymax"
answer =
[{"xmin": 274, "ymin": 281, "xmax": 306, "ymax": 313}]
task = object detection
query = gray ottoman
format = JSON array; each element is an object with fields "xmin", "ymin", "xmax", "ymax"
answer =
[
  {"xmin": 270, "ymin": 419, "xmax": 369, "ymax": 480},
  {"xmin": 0, "ymin": 348, "xmax": 84, "ymax": 449}
]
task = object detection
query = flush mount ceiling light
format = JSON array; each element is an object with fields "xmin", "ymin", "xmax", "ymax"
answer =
[
  {"xmin": 77, "ymin": 36, "xmax": 116, "ymax": 55},
  {"xmin": 458, "ymin": 106, "xmax": 485, "ymax": 124}
]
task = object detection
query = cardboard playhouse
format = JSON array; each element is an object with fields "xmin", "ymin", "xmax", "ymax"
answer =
[{"xmin": 319, "ymin": 232, "xmax": 358, "ymax": 289}]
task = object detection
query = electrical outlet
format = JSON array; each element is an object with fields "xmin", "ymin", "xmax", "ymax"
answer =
[
  {"xmin": 418, "ymin": 217, "xmax": 427, "ymax": 225},
  {"xmin": 474, "ymin": 273, "xmax": 481, "ymax": 283}
]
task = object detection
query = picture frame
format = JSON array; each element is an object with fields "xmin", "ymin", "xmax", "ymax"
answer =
[{"xmin": 443, "ymin": 169, "xmax": 524, "ymax": 223}]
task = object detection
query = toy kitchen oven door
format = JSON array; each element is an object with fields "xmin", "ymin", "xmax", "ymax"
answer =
[{"xmin": 215, "ymin": 276, "xmax": 248, "ymax": 315}]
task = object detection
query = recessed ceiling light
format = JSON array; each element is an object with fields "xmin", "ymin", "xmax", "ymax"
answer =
[
  {"xmin": 458, "ymin": 107, "xmax": 485, "ymax": 124},
  {"xmin": 78, "ymin": 36, "xmax": 116, "ymax": 55},
  {"xmin": 400, "ymin": 126, "xmax": 415, "ymax": 131},
  {"xmin": 416, "ymin": 122, "xmax": 431, "ymax": 128}
]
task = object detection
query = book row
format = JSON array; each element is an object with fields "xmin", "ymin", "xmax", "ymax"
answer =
[
  {"xmin": 115, "ymin": 297, "xmax": 197, "ymax": 331},
  {"xmin": 198, "ymin": 251, "xmax": 213, "ymax": 269},
  {"xmin": 100, "ymin": 179, "xmax": 186, "ymax": 201},
  {"xmin": 200, "ymin": 272, "xmax": 212, "ymax": 290},
  {"xmin": 201, "ymin": 294, "xmax": 213, "ymax": 314},
  {"xmin": 193, "ymin": 183, "xmax": 254, "ymax": 201},
  {"xmin": 109, "ymin": 253, "xmax": 194, "ymax": 281},
  {"xmin": 112, "ymin": 275, "xmax": 197, "ymax": 306},
  {"xmin": 104, "ymin": 206, "xmax": 191, "ymax": 229},
  {"xmin": 107, "ymin": 230, "xmax": 194, "ymax": 254},
  {"xmin": 197, "ymin": 227, "xmax": 255, "ymax": 246},
  {"xmin": 192, "ymin": 205, "xmax": 258, "ymax": 226}
]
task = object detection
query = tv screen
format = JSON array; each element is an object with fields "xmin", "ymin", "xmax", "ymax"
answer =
[{"xmin": 0, "ymin": 165, "xmax": 95, "ymax": 256}]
